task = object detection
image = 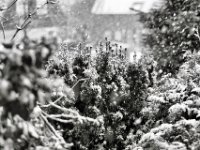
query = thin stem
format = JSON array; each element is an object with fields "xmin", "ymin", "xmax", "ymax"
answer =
[
  {"xmin": 6, "ymin": 0, "xmax": 18, "ymax": 10},
  {"xmin": 38, "ymin": 96, "xmax": 64, "ymax": 108},
  {"xmin": 40, "ymin": 113, "xmax": 63, "ymax": 139},
  {"xmin": 10, "ymin": 0, "xmax": 58, "ymax": 41},
  {"xmin": 0, "ymin": 21, "xmax": 5, "ymax": 39},
  {"xmin": 72, "ymin": 78, "xmax": 89, "ymax": 89}
]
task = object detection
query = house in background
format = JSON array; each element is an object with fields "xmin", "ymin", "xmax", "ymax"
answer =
[
  {"xmin": 69, "ymin": 0, "xmax": 163, "ymax": 61},
  {"xmin": 0, "ymin": 0, "xmax": 163, "ymax": 61}
]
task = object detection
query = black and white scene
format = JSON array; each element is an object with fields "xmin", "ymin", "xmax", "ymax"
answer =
[{"xmin": 1, "ymin": 0, "xmax": 200, "ymax": 149}]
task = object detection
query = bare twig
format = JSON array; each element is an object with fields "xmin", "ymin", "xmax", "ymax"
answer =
[
  {"xmin": 46, "ymin": 115, "xmax": 75, "ymax": 124},
  {"xmin": 47, "ymin": 0, "xmax": 59, "ymax": 4},
  {"xmin": 11, "ymin": 0, "xmax": 58, "ymax": 40},
  {"xmin": 46, "ymin": 112, "xmax": 99, "ymax": 125},
  {"xmin": 0, "ymin": 13, "xmax": 8, "ymax": 40},
  {"xmin": 39, "ymin": 112, "xmax": 73, "ymax": 148},
  {"xmin": 48, "ymin": 114, "xmax": 78, "ymax": 119},
  {"xmin": 0, "ymin": 16, "xmax": 7, "ymax": 21},
  {"xmin": 38, "ymin": 96, "xmax": 64, "ymax": 108},
  {"xmin": 39, "ymin": 102, "xmax": 100, "ymax": 125},
  {"xmin": 72, "ymin": 78, "xmax": 89, "ymax": 89},
  {"xmin": 0, "ymin": 21, "xmax": 5, "ymax": 39},
  {"xmin": 0, "ymin": 0, "xmax": 17, "ymax": 40},
  {"xmin": 11, "ymin": 20, "xmax": 31, "ymax": 40},
  {"xmin": 6, "ymin": 0, "xmax": 18, "ymax": 10},
  {"xmin": 129, "ymin": 7, "xmax": 145, "ymax": 14},
  {"xmin": 40, "ymin": 113, "xmax": 63, "ymax": 139},
  {"xmin": 49, "ymin": 103, "xmax": 79, "ymax": 116}
]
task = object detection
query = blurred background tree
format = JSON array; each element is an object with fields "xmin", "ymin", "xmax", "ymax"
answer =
[{"xmin": 141, "ymin": 0, "xmax": 200, "ymax": 75}]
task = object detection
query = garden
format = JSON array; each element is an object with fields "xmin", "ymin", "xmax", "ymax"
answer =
[{"xmin": 1, "ymin": 0, "xmax": 200, "ymax": 149}]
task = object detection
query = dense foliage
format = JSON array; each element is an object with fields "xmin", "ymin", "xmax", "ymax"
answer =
[
  {"xmin": 45, "ymin": 38, "xmax": 200, "ymax": 149},
  {"xmin": 2, "ymin": 37, "xmax": 200, "ymax": 149},
  {"xmin": 141, "ymin": 0, "xmax": 200, "ymax": 75},
  {"xmin": 2, "ymin": 0, "xmax": 200, "ymax": 149},
  {"xmin": 135, "ymin": 52, "xmax": 200, "ymax": 149},
  {"xmin": 46, "ymin": 41, "xmax": 151, "ymax": 149}
]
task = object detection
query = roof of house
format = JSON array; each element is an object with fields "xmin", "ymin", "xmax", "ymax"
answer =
[{"xmin": 91, "ymin": 0, "xmax": 164, "ymax": 14}]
